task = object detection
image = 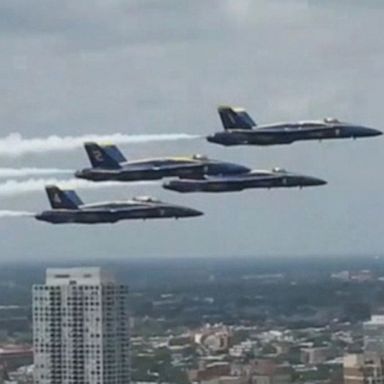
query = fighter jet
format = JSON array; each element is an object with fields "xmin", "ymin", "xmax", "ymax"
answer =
[
  {"xmin": 163, "ymin": 168, "xmax": 327, "ymax": 193},
  {"xmin": 35, "ymin": 186, "xmax": 203, "ymax": 224},
  {"xmin": 75, "ymin": 142, "xmax": 250, "ymax": 182},
  {"xmin": 206, "ymin": 106, "xmax": 382, "ymax": 146}
]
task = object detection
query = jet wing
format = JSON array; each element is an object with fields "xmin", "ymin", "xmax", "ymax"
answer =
[
  {"xmin": 256, "ymin": 126, "xmax": 336, "ymax": 133},
  {"xmin": 123, "ymin": 163, "xmax": 205, "ymax": 172},
  {"xmin": 88, "ymin": 169, "xmax": 122, "ymax": 175},
  {"xmin": 210, "ymin": 171, "xmax": 275, "ymax": 179},
  {"xmin": 82, "ymin": 206, "xmax": 158, "ymax": 218},
  {"xmin": 202, "ymin": 174, "xmax": 277, "ymax": 184},
  {"xmin": 241, "ymin": 126, "xmax": 338, "ymax": 143},
  {"xmin": 189, "ymin": 174, "xmax": 279, "ymax": 191}
]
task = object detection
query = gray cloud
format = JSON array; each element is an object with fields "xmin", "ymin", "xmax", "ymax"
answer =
[{"xmin": 0, "ymin": 0, "xmax": 225, "ymax": 52}]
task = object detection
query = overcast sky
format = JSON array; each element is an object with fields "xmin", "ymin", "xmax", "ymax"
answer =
[{"xmin": 0, "ymin": 0, "xmax": 383, "ymax": 262}]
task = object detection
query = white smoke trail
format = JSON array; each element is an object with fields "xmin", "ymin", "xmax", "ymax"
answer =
[
  {"xmin": 0, "ymin": 168, "xmax": 73, "ymax": 178},
  {"xmin": 0, "ymin": 210, "xmax": 34, "ymax": 218},
  {"xmin": 0, "ymin": 178, "xmax": 158, "ymax": 197},
  {"xmin": 0, "ymin": 132, "xmax": 201, "ymax": 157}
]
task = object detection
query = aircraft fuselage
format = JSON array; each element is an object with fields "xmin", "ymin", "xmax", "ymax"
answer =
[
  {"xmin": 163, "ymin": 170, "xmax": 327, "ymax": 193},
  {"xmin": 207, "ymin": 122, "xmax": 382, "ymax": 146},
  {"xmin": 75, "ymin": 158, "xmax": 250, "ymax": 182},
  {"xmin": 35, "ymin": 201, "xmax": 203, "ymax": 224}
]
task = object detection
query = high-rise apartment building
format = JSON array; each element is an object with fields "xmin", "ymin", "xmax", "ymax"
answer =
[{"xmin": 33, "ymin": 267, "xmax": 130, "ymax": 384}]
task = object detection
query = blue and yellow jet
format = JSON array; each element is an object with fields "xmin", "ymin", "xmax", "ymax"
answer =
[
  {"xmin": 75, "ymin": 142, "xmax": 250, "ymax": 182},
  {"xmin": 35, "ymin": 186, "xmax": 203, "ymax": 224},
  {"xmin": 207, "ymin": 106, "xmax": 382, "ymax": 146},
  {"xmin": 163, "ymin": 167, "xmax": 327, "ymax": 193}
]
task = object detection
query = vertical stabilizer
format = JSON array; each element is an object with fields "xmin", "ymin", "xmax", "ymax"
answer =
[
  {"xmin": 45, "ymin": 186, "xmax": 83, "ymax": 209},
  {"xmin": 84, "ymin": 142, "xmax": 125, "ymax": 169},
  {"xmin": 218, "ymin": 106, "xmax": 256, "ymax": 130}
]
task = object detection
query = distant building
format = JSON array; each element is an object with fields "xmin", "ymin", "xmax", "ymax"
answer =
[
  {"xmin": 300, "ymin": 346, "xmax": 331, "ymax": 365},
  {"xmin": 194, "ymin": 326, "xmax": 231, "ymax": 354},
  {"xmin": 191, "ymin": 358, "xmax": 292, "ymax": 384},
  {"xmin": 352, "ymin": 270, "xmax": 374, "ymax": 283},
  {"xmin": 7, "ymin": 364, "xmax": 34, "ymax": 384},
  {"xmin": 202, "ymin": 332, "xmax": 230, "ymax": 353},
  {"xmin": 331, "ymin": 270, "xmax": 374, "ymax": 283},
  {"xmin": 229, "ymin": 340, "xmax": 257, "ymax": 358},
  {"xmin": 251, "ymin": 359, "xmax": 292, "ymax": 384},
  {"xmin": 33, "ymin": 267, "xmax": 130, "ymax": 384},
  {"xmin": 344, "ymin": 353, "xmax": 384, "ymax": 384},
  {"xmin": 0, "ymin": 345, "xmax": 32, "ymax": 371},
  {"xmin": 331, "ymin": 270, "xmax": 351, "ymax": 281},
  {"xmin": 189, "ymin": 361, "xmax": 231, "ymax": 382},
  {"xmin": 201, "ymin": 376, "xmax": 246, "ymax": 384},
  {"xmin": 344, "ymin": 354, "xmax": 366, "ymax": 384},
  {"xmin": 364, "ymin": 315, "xmax": 384, "ymax": 355}
]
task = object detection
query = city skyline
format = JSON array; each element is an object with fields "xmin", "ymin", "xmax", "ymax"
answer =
[{"xmin": 3, "ymin": 255, "xmax": 384, "ymax": 383}]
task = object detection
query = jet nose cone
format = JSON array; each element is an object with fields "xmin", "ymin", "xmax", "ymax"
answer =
[
  {"xmin": 354, "ymin": 126, "xmax": 383, "ymax": 137},
  {"xmin": 315, "ymin": 178, "xmax": 327, "ymax": 186},
  {"xmin": 308, "ymin": 177, "xmax": 327, "ymax": 186},
  {"xmin": 186, "ymin": 208, "xmax": 204, "ymax": 217},
  {"xmin": 367, "ymin": 128, "xmax": 383, "ymax": 137}
]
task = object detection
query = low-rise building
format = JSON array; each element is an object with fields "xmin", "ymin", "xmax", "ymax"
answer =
[
  {"xmin": 364, "ymin": 315, "xmax": 384, "ymax": 356},
  {"xmin": 201, "ymin": 376, "xmax": 246, "ymax": 384},
  {"xmin": 301, "ymin": 346, "xmax": 332, "ymax": 365},
  {"xmin": 0, "ymin": 345, "xmax": 32, "ymax": 371},
  {"xmin": 251, "ymin": 359, "xmax": 292, "ymax": 384},
  {"xmin": 189, "ymin": 362, "xmax": 231, "ymax": 382},
  {"xmin": 344, "ymin": 353, "xmax": 384, "ymax": 384}
]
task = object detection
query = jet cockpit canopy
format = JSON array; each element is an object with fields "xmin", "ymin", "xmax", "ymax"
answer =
[
  {"xmin": 132, "ymin": 196, "xmax": 161, "ymax": 203},
  {"xmin": 323, "ymin": 117, "xmax": 341, "ymax": 124},
  {"xmin": 272, "ymin": 167, "xmax": 287, "ymax": 173},
  {"xmin": 192, "ymin": 154, "xmax": 208, "ymax": 161}
]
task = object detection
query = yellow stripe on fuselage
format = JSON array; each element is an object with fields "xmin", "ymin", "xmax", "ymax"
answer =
[{"xmin": 127, "ymin": 157, "xmax": 199, "ymax": 165}]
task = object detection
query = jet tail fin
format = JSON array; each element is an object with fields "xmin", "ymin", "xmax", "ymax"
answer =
[
  {"xmin": 45, "ymin": 185, "xmax": 83, "ymax": 209},
  {"xmin": 84, "ymin": 142, "xmax": 125, "ymax": 169},
  {"xmin": 218, "ymin": 106, "xmax": 256, "ymax": 130}
]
